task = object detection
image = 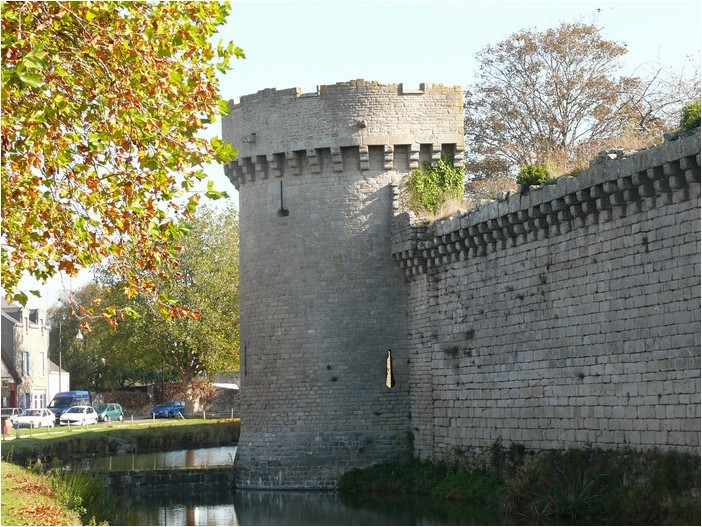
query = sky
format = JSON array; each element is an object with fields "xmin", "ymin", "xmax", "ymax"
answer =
[{"xmin": 17, "ymin": 0, "xmax": 701, "ymax": 309}]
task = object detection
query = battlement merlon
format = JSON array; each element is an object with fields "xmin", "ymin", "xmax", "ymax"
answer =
[{"xmin": 222, "ymin": 79, "xmax": 465, "ymax": 160}]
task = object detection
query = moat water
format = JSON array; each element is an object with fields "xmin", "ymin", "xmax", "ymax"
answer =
[
  {"xmin": 73, "ymin": 445, "xmax": 238, "ymax": 471},
  {"xmin": 117, "ymin": 488, "xmax": 502, "ymax": 526},
  {"xmin": 82, "ymin": 447, "xmax": 502, "ymax": 525}
]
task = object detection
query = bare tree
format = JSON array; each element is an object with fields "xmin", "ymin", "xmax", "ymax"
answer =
[
  {"xmin": 463, "ymin": 21, "xmax": 695, "ymax": 178},
  {"xmin": 620, "ymin": 57, "xmax": 701, "ymax": 134}
]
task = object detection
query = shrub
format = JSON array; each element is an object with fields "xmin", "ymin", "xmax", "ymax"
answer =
[
  {"xmin": 49, "ymin": 469, "xmax": 118, "ymax": 524},
  {"xmin": 516, "ymin": 163, "xmax": 550, "ymax": 187},
  {"xmin": 101, "ymin": 390, "xmax": 150, "ymax": 412},
  {"xmin": 678, "ymin": 99, "xmax": 701, "ymax": 132},
  {"xmin": 340, "ymin": 458, "xmax": 506, "ymax": 505},
  {"xmin": 407, "ymin": 156, "xmax": 465, "ymax": 215},
  {"xmin": 501, "ymin": 447, "xmax": 701, "ymax": 524}
]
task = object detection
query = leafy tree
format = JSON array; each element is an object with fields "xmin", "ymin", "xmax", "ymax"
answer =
[
  {"xmin": 678, "ymin": 99, "xmax": 701, "ymax": 132},
  {"xmin": 48, "ymin": 283, "xmax": 175, "ymax": 391},
  {"xmin": 465, "ymin": 22, "xmax": 633, "ymax": 170},
  {"xmin": 517, "ymin": 163, "xmax": 551, "ymax": 188},
  {"xmin": 1, "ymin": 1, "xmax": 241, "ymax": 320},
  {"xmin": 406, "ymin": 157, "xmax": 465, "ymax": 215},
  {"xmin": 113, "ymin": 205, "xmax": 240, "ymax": 413},
  {"xmin": 464, "ymin": 156, "xmax": 517, "ymax": 201},
  {"xmin": 51, "ymin": 206, "xmax": 240, "ymax": 410},
  {"xmin": 463, "ymin": 21, "xmax": 693, "ymax": 178},
  {"xmin": 50, "ymin": 207, "xmax": 239, "ymax": 404}
]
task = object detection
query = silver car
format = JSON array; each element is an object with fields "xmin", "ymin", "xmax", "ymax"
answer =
[
  {"xmin": 13, "ymin": 408, "xmax": 55, "ymax": 429},
  {"xmin": 59, "ymin": 405, "xmax": 98, "ymax": 426}
]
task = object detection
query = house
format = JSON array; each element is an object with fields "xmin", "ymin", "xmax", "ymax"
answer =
[
  {"xmin": 1, "ymin": 299, "xmax": 51, "ymax": 409},
  {"xmin": 1, "ymin": 349, "xmax": 22, "ymax": 407},
  {"xmin": 49, "ymin": 360, "xmax": 70, "ymax": 399}
]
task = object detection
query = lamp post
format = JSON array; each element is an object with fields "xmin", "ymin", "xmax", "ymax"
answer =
[
  {"xmin": 58, "ymin": 322, "xmax": 62, "ymax": 392},
  {"xmin": 57, "ymin": 321, "xmax": 83, "ymax": 392}
]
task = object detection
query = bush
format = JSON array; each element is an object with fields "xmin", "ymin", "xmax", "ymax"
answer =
[
  {"xmin": 49, "ymin": 468, "xmax": 118, "ymax": 524},
  {"xmin": 678, "ymin": 99, "xmax": 701, "ymax": 132},
  {"xmin": 516, "ymin": 163, "xmax": 550, "ymax": 187},
  {"xmin": 341, "ymin": 448, "xmax": 700, "ymax": 525},
  {"xmin": 340, "ymin": 458, "xmax": 506, "ymax": 505},
  {"xmin": 101, "ymin": 390, "xmax": 150, "ymax": 412},
  {"xmin": 501, "ymin": 447, "xmax": 701, "ymax": 524},
  {"xmin": 407, "ymin": 156, "xmax": 465, "ymax": 215}
]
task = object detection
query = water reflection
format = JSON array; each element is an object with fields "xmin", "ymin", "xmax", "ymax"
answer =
[
  {"xmin": 73, "ymin": 446, "xmax": 238, "ymax": 471},
  {"xmin": 79, "ymin": 447, "xmax": 502, "ymax": 525},
  {"xmin": 117, "ymin": 489, "xmax": 502, "ymax": 526}
]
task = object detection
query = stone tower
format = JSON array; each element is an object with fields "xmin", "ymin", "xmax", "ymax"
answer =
[{"xmin": 222, "ymin": 79, "xmax": 464, "ymax": 489}]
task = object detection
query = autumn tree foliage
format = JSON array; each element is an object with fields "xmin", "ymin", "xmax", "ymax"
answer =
[
  {"xmin": 1, "ymin": 1, "xmax": 241, "ymax": 321},
  {"xmin": 49, "ymin": 205, "xmax": 240, "ymax": 411},
  {"xmin": 463, "ymin": 21, "xmax": 699, "ymax": 180}
]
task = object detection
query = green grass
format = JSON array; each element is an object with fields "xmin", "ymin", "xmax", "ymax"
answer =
[
  {"xmin": 1, "ymin": 418, "xmax": 240, "ymax": 467},
  {"xmin": 3, "ymin": 414, "xmax": 224, "ymax": 440},
  {"xmin": 339, "ymin": 458, "xmax": 506, "ymax": 506},
  {"xmin": 340, "ymin": 448, "xmax": 701, "ymax": 525},
  {"xmin": 2, "ymin": 418, "xmax": 240, "ymax": 525},
  {"xmin": 501, "ymin": 447, "xmax": 701, "ymax": 524},
  {"xmin": 1, "ymin": 461, "xmax": 82, "ymax": 526}
]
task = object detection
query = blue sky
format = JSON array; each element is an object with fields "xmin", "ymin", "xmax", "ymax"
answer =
[
  {"xmin": 21, "ymin": 0, "xmax": 701, "ymax": 308},
  {"xmin": 208, "ymin": 0, "xmax": 700, "ymax": 197}
]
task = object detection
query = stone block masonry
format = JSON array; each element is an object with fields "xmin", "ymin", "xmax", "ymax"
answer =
[
  {"xmin": 94, "ymin": 467, "xmax": 235, "ymax": 493},
  {"xmin": 393, "ymin": 130, "xmax": 701, "ymax": 462},
  {"xmin": 223, "ymin": 80, "xmax": 465, "ymax": 489},
  {"xmin": 223, "ymin": 78, "xmax": 700, "ymax": 489}
]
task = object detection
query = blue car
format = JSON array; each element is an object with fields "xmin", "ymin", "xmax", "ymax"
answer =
[{"xmin": 150, "ymin": 400, "xmax": 185, "ymax": 418}]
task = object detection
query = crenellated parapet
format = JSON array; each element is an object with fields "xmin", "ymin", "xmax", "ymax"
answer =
[
  {"xmin": 393, "ymin": 131, "xmax": 701, "ymax": 280},
  {"xmin": 222, "ymin": 79, "xmax": 465, "ymax": 189}
]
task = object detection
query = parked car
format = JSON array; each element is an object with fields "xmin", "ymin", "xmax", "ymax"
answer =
[
  {"xmin": 94, "ymin": 403, "xmax": 123, "ymax": 422},
  {"xmin": 48, "ymin": 390, "xmax": 92, "ymax": 422},
  {"xmin": 1, "ymin": 407, "xmax": 24, "ymax": 424},
  {"xmin": 59, "ymin": 405, "xmax": 98, "ymax": 426},
  {"xmin": 12, "ymin": 408, "xmax": 55, "ymax": 429},
  {"xmin": 151, "ymin": 400, "xmax": 185, "ymax": 418}
]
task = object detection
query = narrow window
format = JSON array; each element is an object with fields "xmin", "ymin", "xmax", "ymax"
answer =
[{"xmin": 385, "ymin": 349, "xmax": 395, "ymax": 389}]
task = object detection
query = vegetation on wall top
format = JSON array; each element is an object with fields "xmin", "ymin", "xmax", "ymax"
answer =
[{"xmin": 406, "ymin": 156, "xmax": 465, "ymax": 216}]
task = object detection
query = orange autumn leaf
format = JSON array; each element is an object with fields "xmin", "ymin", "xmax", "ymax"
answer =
[{"xmin": 1, "ymin": 1, "xmax": 239, "ymax": 324}]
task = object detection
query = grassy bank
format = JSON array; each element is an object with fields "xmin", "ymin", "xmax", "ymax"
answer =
[
  {"xmin": 1, "ymin": 461, "xmax": 82, "ymax": 526},
  {"xmin": 339, "ymin": 447, "xmax": 701, "ymax": 525},
  {"xmin": 1, "ymin": 418, "xmax": 240, "ymax": 467},
  {"xmin": 340, "ymin": 458, "xmax": 506, "ymax": 505},
  {"xmin": 1, "ymin": 419, "xmax": 240, "ymax": 525}
]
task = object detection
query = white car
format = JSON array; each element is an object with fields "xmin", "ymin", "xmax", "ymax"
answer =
[
  {"xmin": 13, "ymin": 408, "xmax": 55, "ymax": 429},
  {"xmin": 59, "ymin": 405, "xmax": 98, "ymax": 426},
  {"xmin": 1, "ymin": 407, "xmax": 24, "ymax": 424}
]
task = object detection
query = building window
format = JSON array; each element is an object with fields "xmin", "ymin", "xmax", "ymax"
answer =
[
  {"xmin": 40, "ymin": 353, "xmax": 45, "ymax": 377},
  {"xmin": 22, "ymin": 351, "xmax": 31, "ymax": 376}
]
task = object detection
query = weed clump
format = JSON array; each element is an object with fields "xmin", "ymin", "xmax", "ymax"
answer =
[
  {"xmin": 340, "ymin": 447, "xmax": 701, "ymax": 525},
  {"xmin": 339, "ymin": 458, "xmax": 506, "ymax": 506},
  {"xmin": 501, "ymin": 447, "xmax": 700, "ymax": 524}
]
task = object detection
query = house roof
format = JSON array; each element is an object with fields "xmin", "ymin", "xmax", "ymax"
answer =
[
  {"xmin": 49, "ymin": 361, "xmax": 68, "ymax": 374},
  {"xmin": 1, "ymin": 348, "xmax": 22, "ymax": 384}
]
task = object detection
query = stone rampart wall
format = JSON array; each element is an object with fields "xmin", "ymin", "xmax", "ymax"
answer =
[
  {"xmin": 94, "ymin": 467, "xmax": 235, "ymax": 493},
  {"xmin": 223, "ymin": 79, "xmax": 464, "ymax": 190},
  {"xmin": 393, "ymin": 131, "xmax": 701, "ymax": 461},
  {"xmin": 223, "ymin": 80, "xmax": 465, "ymax": 489}
]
